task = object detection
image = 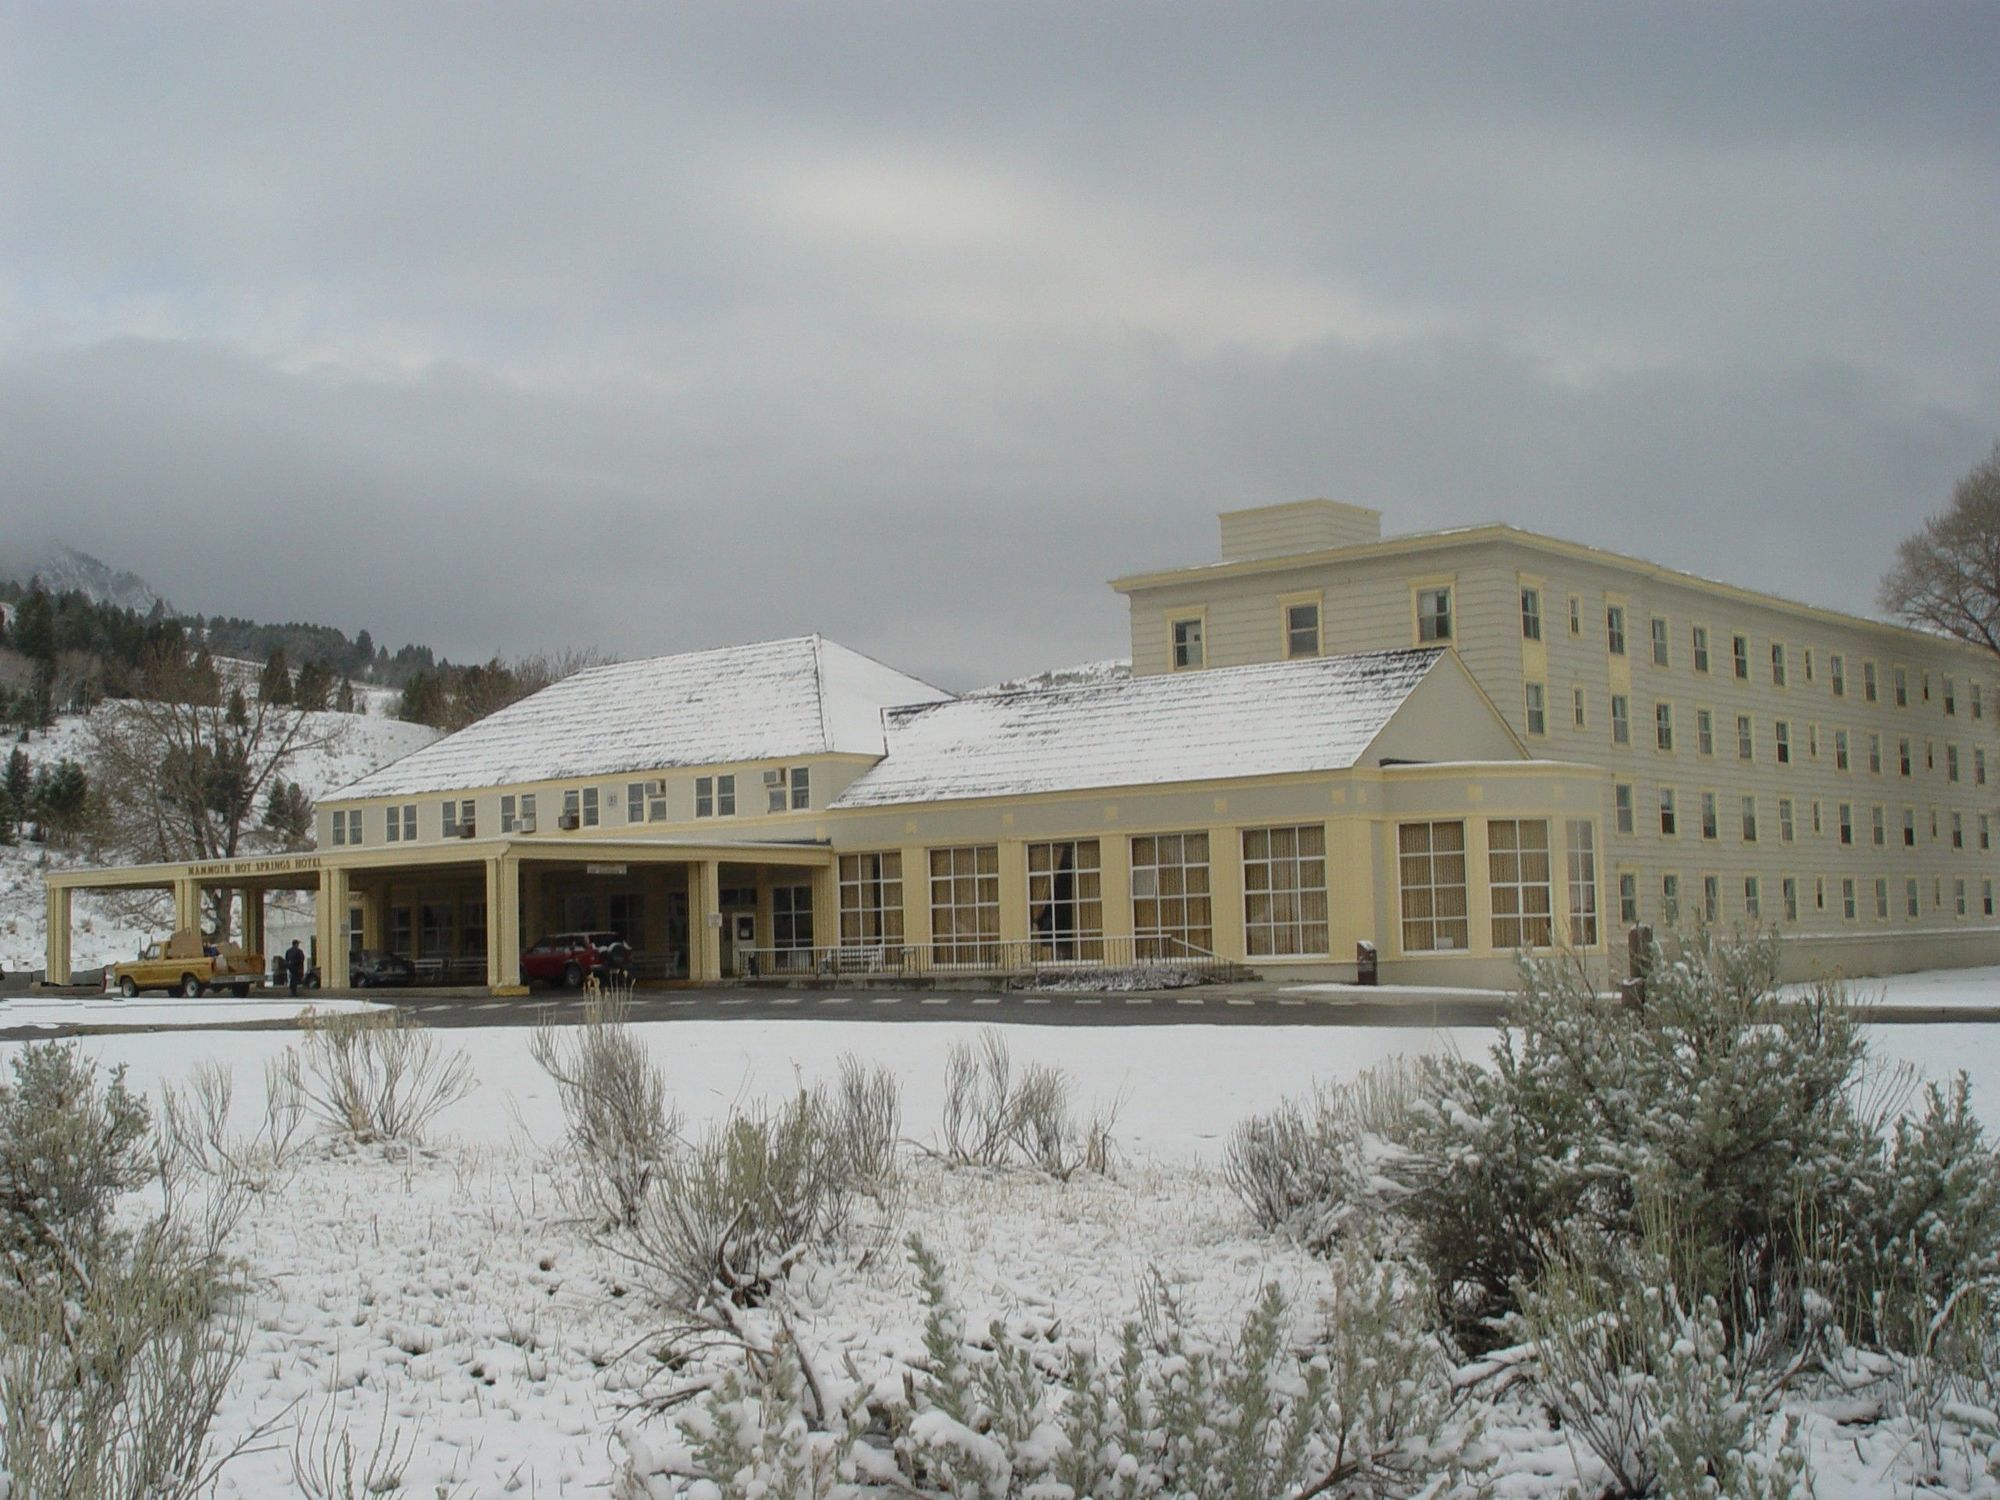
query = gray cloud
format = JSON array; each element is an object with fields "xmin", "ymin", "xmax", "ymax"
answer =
[{"xmin": 1, "ymin": 3, "xmax": 1995, "ymax": 688}]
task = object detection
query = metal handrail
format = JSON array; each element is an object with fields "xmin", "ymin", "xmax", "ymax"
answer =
[{"xmin": 732, "ymin": 933, "xmax": 1244, "ymax": 980}]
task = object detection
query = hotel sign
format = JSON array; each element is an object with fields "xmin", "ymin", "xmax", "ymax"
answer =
[
  {"xmin": 187, "ymin": 855, "xmax": 324, "ymax": 879},
  {"xmin": 585, "ymin": 863, "xmax": 629, "ymax": 876}
]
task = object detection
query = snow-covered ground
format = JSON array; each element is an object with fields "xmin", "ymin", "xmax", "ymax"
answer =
[
  {"xmin": 7, "ymin": 1002, "xmax": 2000, "ymax": 1496},
  {"xmin": 0, "ymin": 703, "xmax": 437, "ymax": 975}
]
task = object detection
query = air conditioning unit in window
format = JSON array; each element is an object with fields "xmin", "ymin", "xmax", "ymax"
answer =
[
  {"xmin": 517, "ymin": 815, "xmax": 536, "ymax": 834},
  {"xmin": 646, "ymin": 779, "xmax": 667, "ymax": 796},
  {"xmin": 763, "ymin": 769, "xmax": 785, "ymax": 787},
  {"xmin": 457, "ymin": 823, "xmax": 477, "ymax": 838},
  {"xmin": 558, "ymin": 812, "xmax": 581, "ymax": 830}
]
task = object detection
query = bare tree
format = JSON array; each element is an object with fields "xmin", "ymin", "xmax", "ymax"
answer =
[
  {"xmin": 86, "ymin": 646, "xmax": 346, "ymax": 935},
  {"xmin": 1881, "ymin": 442, "xmax": 2000, "ymax": 656}
]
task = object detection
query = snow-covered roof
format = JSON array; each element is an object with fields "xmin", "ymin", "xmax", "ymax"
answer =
[
  {"xmin": 833, "ymin": 648, "xmax": 1447, "ymax": 808},
  {"xmin": 330, "ymin": 636, "xmax": 949, "ymax": 799}
]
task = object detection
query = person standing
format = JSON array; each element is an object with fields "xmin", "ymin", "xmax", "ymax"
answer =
[{"xmin": 284, "ymin": 939, "xmax": 306, "ymax": 998}]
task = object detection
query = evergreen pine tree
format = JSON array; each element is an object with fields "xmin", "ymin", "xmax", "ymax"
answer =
[{"xmin": 258, "ymin": 648, "xmax": 292, "ymax": 705}]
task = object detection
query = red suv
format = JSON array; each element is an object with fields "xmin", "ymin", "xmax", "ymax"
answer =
[{"xmin": 520, "ymin": 932, "xmax": 633, "ymax": 989}]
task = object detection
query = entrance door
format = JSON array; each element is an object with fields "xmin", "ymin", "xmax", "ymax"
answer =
[{"xmin": 723, "ymin": 912, "xmax": 756, "ymax": 977}]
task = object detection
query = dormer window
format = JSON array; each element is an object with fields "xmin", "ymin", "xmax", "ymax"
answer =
[
  {"xmin": 1284, "ymin": 601, "xmax": 1320, "ymax": 658},
  {"xmin": 1418, "ymin": 588, "xmax": 1452, "ymax": 643},
  {"xmin": 1171, "ymin": 616, "xmax": 1204, "ymax": 669}
]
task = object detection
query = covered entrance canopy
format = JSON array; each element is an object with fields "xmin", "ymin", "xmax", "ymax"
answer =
[{"xmin": 45, "ymin": 837, "xmax": 836, "ymax": 993}]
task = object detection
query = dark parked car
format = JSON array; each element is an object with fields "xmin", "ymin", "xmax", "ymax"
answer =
[
  {"xmin": 521, "ymin": 931, "xmax": 633, "ymax": 989},
  {"xmin": 350, "ymin": 950, "xmax": 419, "ymax": 989}
]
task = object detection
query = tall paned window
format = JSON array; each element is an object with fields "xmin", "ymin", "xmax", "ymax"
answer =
[
  {"xmin": 1566, "ymin": 820, "xmax": 1599, "ymax": 947},
  {"xmin": 1171, "ymin": 618, "xmax": 1204, "ymax": 669},
  {"xmin": 1398, "ymin": 821, "xmax": 1468, "ymax": 953},
  {"xmin": 1489, "ymin": 819, "xmax": 1554, "ymax": 949},
  {"xmin": 838, "ymin": 853, "xmax": 905, "ymax": 954},
  {"xmin": 1131, "ymin": 833, "xmax": 1213, "ymax": 958},
  {"xmin": 1520, "ymin": 589, "xmax": 1542, "ymax": 641},
  {"xmin": 772, "ymin": 886, "xmax": 814, "ymax": 951},
  {"xmin": 1242, "ymin": 825, "xmax": 1330, "ymax": 957},
  {"xmin": 1284, "ymin": 602, "xmax": 1320, "ymax": 658},
  {"xmin": 1417, "ymin": 588, "xmax": 1452, "ymax": 643},
  {"xmin": 929, "ymin": 845, "xmax": 1000, "ymax": 964},
  {"xmin": 1027, "ymin": 840, "xmax": 1104, "ymax": 961}
]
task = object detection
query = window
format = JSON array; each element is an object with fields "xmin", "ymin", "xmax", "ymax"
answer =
[
  {"xmin": 1606, "ymin": 605, "xmax": 1626, "ymax": 656},
  {"xmin": 1894, "ymin": 666, "xmax": 1908, "ymax": 707},
  {"xmin": 1771, "ymin": 643, "xmax": 1787, "ymax": 686},
  {"xmin": 1525, "ymin": 683, "xmax": 1547, "ymax": 736},
  {"xmin": 626, "ymin": 783, "xmax": 645, "ymax": 823},
  {"xmin": 929, "ymin": 845, "xmax": 1000, "ymax": 964},
  {"xmin": 1131, "ymin": 833, "xmax": 1213, "ymax": 957},
  {"xmin": 772, "ymin": 885, "xmax": 814, "ymax": 952},
  {"xmin": 1284, "ymin": 601, "xmax": 1320, "ymax": 659},
  {"xmin": 1573, "ymin": 687, "xmax": 1587, "ymax": 730},
  {"xmin": 1520, "ymin": 589, "xmax": 1542, "ymax": 642},
  {"xmin": 1611, "ymin": 694, "xmax": 1631, "ymax": 745},
  {"xmin": 1975, "ymin": 682, "xmax": 1985, "ymax": 720},
  {"xmin": 1864, "ymin": 661, "xmax": 1878, "ymax": 702},
  {"xmin": 1700, "ymin": 792, "xmax": 1718, "ymax": 840},
  {"xmin": 1655, "ymin": 702, "xmax": 1674, "ymax": 751},
  {"xmin": 1028, "ymin": 840, "xmax": 1104, "ymax": 960},
  {"xmin": 1812, "ymin": 800, "xmax": 1823, "ymax": 836},
  {"xmin": 1952, "ymin": 811, "xmax": 1965, "ymax": 850},
  {"xmin": 1872, "ymin": 806, "xmax": 1886, "ymax": 847},
  {"xmin": 1738, "ymin": 715, "xmax": 1754, "ymax": 761},
  {"xmin": 500, "ymin": 794, "xmax": 517, "ymax": 833},
  {"xmin": 1804, "ymin": 649, "xmax": 1815, "ymax": 683},
  {"xmin": 1945, "ymin": 676, "xmax": 1957, "ymax": 715},
  {"xmin": 1746, "ymin": 876, "xmax": 1762, "ymax": 921},
  {"xmin": 1831, "ymin": 654, "xmax": 1846, "ymax": 697},
  {"xmin": 1398, "ymin": 821, "xmax": 1469, "ymax": 953},
  {"xmin": 1732, "ymin": 634, "xmax": 1749, "ymax": 680},
  {"xmin": 1948, "ymin": 744, "xmax": 1961, "ymax": 783},
  {"xmin": 1987, "ymin": 880, "xmax": 1995, "ymax": 918},
  {"xmin": 1909, "ymin": 879, "xmax": 1921, "ymax": 919},
  {"xmin": 1983, "ymin": 814, "xmax": 1991, "ymax": 852},
  {"xmin": 1697, "ymin": 709, "xmax": 1715, "ymax": 756},
  {"xmin": 1839, "ymin": 803, "xmax": 1853, "ymax": 845},
  {"xmin": 1703, "ymin": 874, "xmax": 1720, "ymax": 924},
  {"xmin": 562, "ymin": 788, "xmax": 599, "ymax": 828},
  {"xmin": 1783, "ymin": 878, "xmax": 1798, "ymax": 922},
  {"xmin": 1834, "ymin": 729, "xmax": 1849, "ymax": 771},
  {"xmin": 1742, "ymin": 796, "xmax": 1759, "ymax": 843},
  {"xmin": 1244, "ymin": 824, "xmax": 1330, "ymax": 956},
  {"xmin": 1876, "ymin": 879, "xmax": 1890, "ymax": 921},
  {"xmin": 838, "ymin": 853, "xmax": 905, "ymax": 954},
  {"xmin": 1842, "ymin": 878, "xmax": 1857, "ymax": 921},
  {"xmin": 1171, "ymin": 616, "xmax": 1204, "ymax": 669},
  {"xmin": 330, "ymin": 809, "xmax": 356, "ymax": 846},
  {"xmin": 767, "ymin": 766, "xmax": 810, "ymax": 813},
  {"xmin": 696, "ymin": 773, "xmax": 739, "ymax": 818},
  {"xmin": 1900, "ymin": 738, "xmax": 1912, "ymax": 777},
  {"xmin": 1488, "ymin": 819, "xmax": 1554, "ymax": 949},
  {"xmin": 1615, "ymin": 783, "xmax": 1635, "ymax": 834},
  {"xmin": 1868, "ymin": 734, "xmax": 1882, "ymax": 775},
  {"xmin": 1569, "ymin": 596, "xmax": 1581, "ymax": 636},
  {"xmin": 1905, "ymin": 809, "xmax": 1916, "ymax": 847},
  {"xmin": 1619, "ymin": 872, "xmax": 1639, "ymax": 924},
  {"xmin": 1923, "ymin": 670, "xmax": 1932, "ymax": 703},
  {"xmin": 1659, "ymin": 788, "xmax": 1678, "ymax": 836},
  {"xmin": 1978, "ymin": 749, "xmax": 1988, "ymax": 786},
  {"xmin": 695, "ymin": 777, "xmax": 713, "ymax": 818},
  {"xmin": 519, "ymin": 793, "xmax": 536, "ymax": 830},
  {"xmin": 1651, "ymin": 617, "xmax": 1670, "ymax": 667},
  {"xmin": 1774, "ymin": 721, "xmax": 1790, "ymax": 764},
  {"xmin": 1808, "ymin": 723, "xmax": 1820, "ymax": 758},
  {"xmin": 441, "ymin": 798, "xmax": 473, "ymax": 837},
  {"xmin": 1417, "ymin": 588, "xmax": 1453, "ymax": 643},
  {"xmin": 1691, "ymin": 626, "xmax": 1711, "ymax": 673},
  {"xmin": 386, "ymin": 804, "xmax": 415, "ymax": 842},
  {"xmin": 1566, "ymin": 821, "xmax": 1598, "ymax": 946},
  {"xmin": 1662, "ymin": 873, "xmax": 1681, "ymax": 925},
  {"xmin": 1957, "ymin": 879, "xmax": 1968, "ymax": 917},
  {"xmin": 1779, "ymin": 798, "xmax": 1794, "ymax": 842}
]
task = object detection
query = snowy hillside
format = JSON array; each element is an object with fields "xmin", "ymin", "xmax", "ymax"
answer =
[
  {"xmin": 0, "ymin": 705, "xmax": 439, "ymax": 976},
  {"xmin": 969, "ymin": 658, "xmax": 1131, "ymax": 696},
  {"xmin": 0, "ymin": 539, "xmax": 165, "ymax": 613}
]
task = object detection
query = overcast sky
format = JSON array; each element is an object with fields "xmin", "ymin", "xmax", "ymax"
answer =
[{"xmin": 2, "ymin": 3, "xmax": 1995, "ymax": 689}]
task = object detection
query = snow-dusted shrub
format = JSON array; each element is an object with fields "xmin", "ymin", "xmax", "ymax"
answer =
[
  {"xmin": 0, "ymin": 1040, "xmax": 151, "ymax": 1285},
  {"xmin": 895, "ymin": 1234, "xmax": 1479, "ymax": 1499},
  {"xmin": 630, "ymin": 1090, "xmax": 854, "ymax": 1312},
  {"xmin": 827, "ymin": 1053, "xmax": 901, "ymax": 1198},
  {"xmin": 938, "ymin": 1028, "xmax": 1119, "ymax": 1178},
  {"xmin": 290, "ymin": 1392, "xmax": 415, "ymax": 1500},
  {"xmin": 157, "ymin": 1056, "xmax": 309, "ymax": 1198},
  {"xmin": 1523, "ymin": 1233, "xmax": 1813, "ymax": 1499},
  {"xmin": 284, "ymin": 1008, "xmax": 475, "ymax": 1146},
  {"xmin": 532, "ymin": 994, "xmax": 681, "ymax": 1229},
  {"xmin": 1400, "ymin": 934, "xmax": 1879, "ymax": 1349},
  {"xmin": 1225, "ymin": 1061, "xmax": 1416, "ymax": 1253}
]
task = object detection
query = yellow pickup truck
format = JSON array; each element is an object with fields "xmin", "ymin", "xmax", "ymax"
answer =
[{"xmin": 109, "ymin": 930, "xmax": 265, "ymax": 999}]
